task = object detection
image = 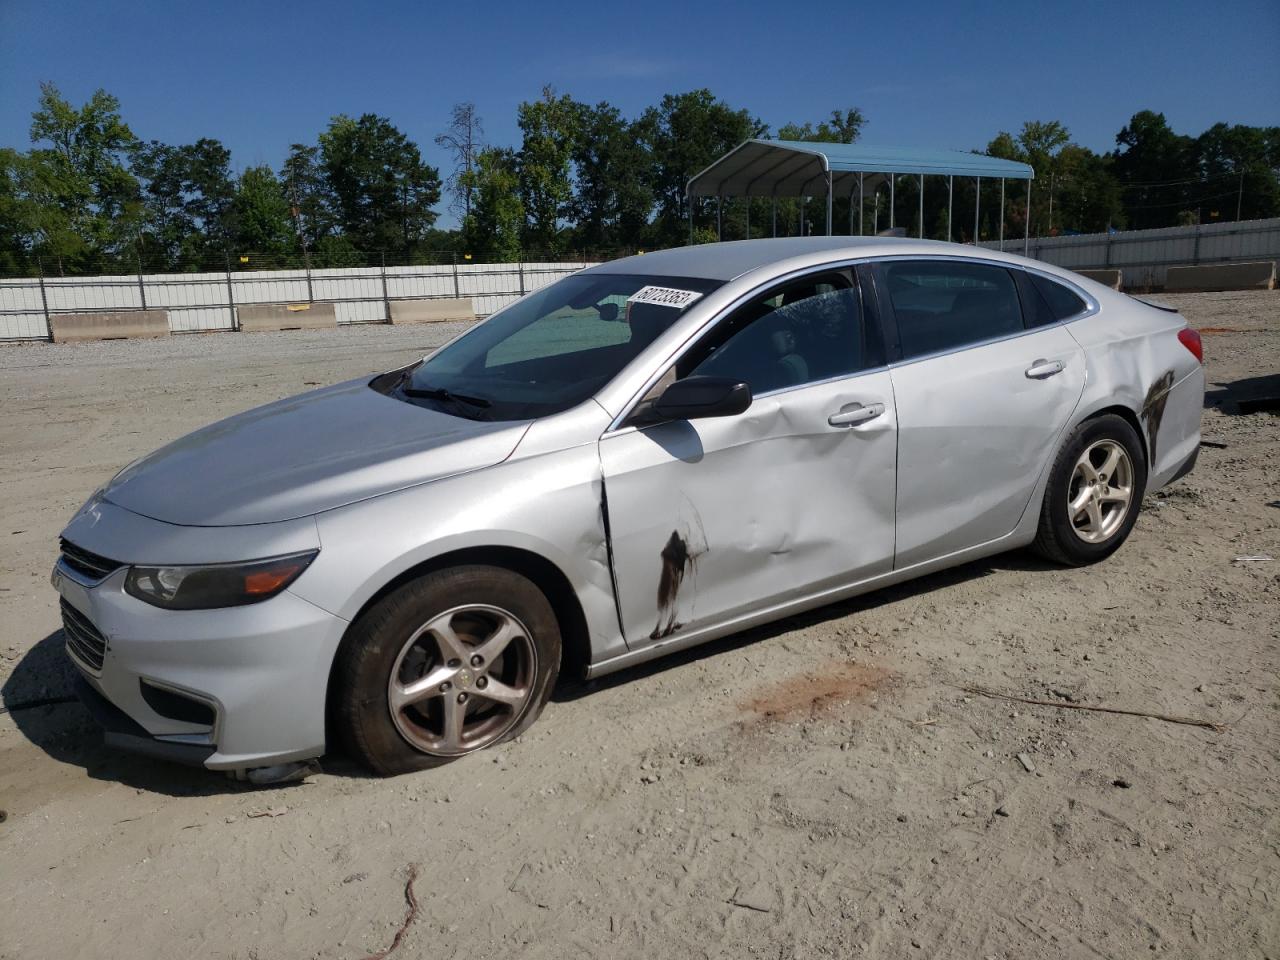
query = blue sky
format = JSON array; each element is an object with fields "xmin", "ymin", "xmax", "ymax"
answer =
[{"xmin": 3, "ymin": 0, "xmax": 1277, "ymax": 225}]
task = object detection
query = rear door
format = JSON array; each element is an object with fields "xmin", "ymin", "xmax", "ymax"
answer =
[
  {"xmin": 599, "ymin": 267, "xmax": 897, "ymax": 648},
  {"xmin": 873, "ymin": 258, "xmax": 1086, "ymax": 568}
]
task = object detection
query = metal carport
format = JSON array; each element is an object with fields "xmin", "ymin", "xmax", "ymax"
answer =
[{"xmin": 687, "ymin": 140, "xmax": 1035, "ymax": 252}]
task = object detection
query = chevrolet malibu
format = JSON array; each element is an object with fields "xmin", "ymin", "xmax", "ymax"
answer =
[{"xmin": 52, "ymin": 237, "xmax": 1205, "ymax": 779}]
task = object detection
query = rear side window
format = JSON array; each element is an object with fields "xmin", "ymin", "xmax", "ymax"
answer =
[
  {"xmin": 880, "ymin": 260, "xmax": 1024, "ymax": 360},
  {"xmin": 1030, "ymin": 274, "xmax": 1087, "ymax": 321}
]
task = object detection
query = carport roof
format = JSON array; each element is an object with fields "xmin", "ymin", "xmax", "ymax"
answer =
[{"xmin": 687, "ymin": 139, "xmax": 1035, "ymax": 198}]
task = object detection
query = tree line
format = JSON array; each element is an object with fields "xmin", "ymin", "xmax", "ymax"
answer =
[{"xmin": 1, "ymin": 81, "xmax": 1277, "ymax": 276}]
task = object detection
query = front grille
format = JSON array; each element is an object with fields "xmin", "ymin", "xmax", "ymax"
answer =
[
  {"xmin": 59, "ymin": 538, "xmax": 123, "ymax": 582},
  {"xmin": 61, "ymin": 599, "xmax": 107, "ymax": 673}
]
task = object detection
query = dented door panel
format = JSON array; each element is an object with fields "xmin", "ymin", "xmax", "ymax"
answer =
[
  {"xmin": 890, "ymin": 326, "xmax": 1086, "ymax": 568},
  {"xmin": 599, "ymin": 371, "xmax": 898, "ymax": 650}
]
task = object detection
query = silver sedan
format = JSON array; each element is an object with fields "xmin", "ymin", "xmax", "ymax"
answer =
[{"xmin": 52, "ymin": 237, "xmax": 1205, "ymax": 779}]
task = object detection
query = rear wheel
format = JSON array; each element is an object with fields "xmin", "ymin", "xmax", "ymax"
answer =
[
  {"xmin": 334, "ymin": 565, "xmax": 561, "ymax": 776},
  {"xmin": 1033, "ymin": 414, "xmax": 1147, "ymax": 566}
]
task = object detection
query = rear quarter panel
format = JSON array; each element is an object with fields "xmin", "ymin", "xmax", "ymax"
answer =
[{"xmin": 1063, "ymin": 289, "xmax": 1203, "ymax": 488}]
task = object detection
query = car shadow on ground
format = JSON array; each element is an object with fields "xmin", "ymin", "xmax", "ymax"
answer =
[
  {"xmin": 0, "ymin": 631, "xmax": 328, "ymax": 797},
  {"xmin": 5, "ymin": 549, "xmax": 1055, "ymax": 793},
  {"xmin": 1205, "ymin": 372, "xmax": 1280, "ymax": 414},
  {"xmin": 552, "ymin": 549, "xmax": 1058, "ymax": 702}
]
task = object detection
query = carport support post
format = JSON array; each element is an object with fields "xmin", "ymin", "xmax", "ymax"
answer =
[
  {"xmin": 716, "ymin": 195, "xmax": 722, "ymax": 241},
  {"xmin": 918, "ymin": 174, "xmax": 925, "ymax": 239},
  {"xmin": 771, "ymin": 196, "xmax": 777, "ymax": 238},
  {"xmin": 974, "ymin": 176, "xmax": 981, "ymax": 244},
  {"xmin": 858, "ymin": 173, "xmax": 865, "ymax": 235},
  {"xmin": 688, "ymin": 195, "xmax": 694, "ymax": 245},
  {"xmin": 947, "ymin": 175, "xmax": 953, "ymax": 242},
  {"xmin": 999, "ymin": 178, "xmax": 1006, "ymax": 250},
  {"xmin": 1024, "ymin": 179, "xmax": 1032, "ymax": 256},
  {"xmin": 745, "ymin": 198, "xmax": 750, "ymax": 240},
  {"xmin": 451, "ymin": 253, "xmax": 461, "ymax": 298},
  {"xmin": 825, "ymin": 170, "xmax": 833, "ymax": 236},
  {"xmin": 889, "ymin": 175, "xmax": 895, "ymax": 230}
]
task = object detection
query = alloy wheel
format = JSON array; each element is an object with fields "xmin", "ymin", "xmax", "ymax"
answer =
[
  {"xmin": 1067, "ymin": 439, "xmax": 1135, "ymax": 544},
  {"xmin": 387, "ymin": 604, "xmax": 536, "ymax": 756}
]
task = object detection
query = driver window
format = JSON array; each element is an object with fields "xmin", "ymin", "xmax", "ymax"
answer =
[{"xmin": 679, "ymin": 272, "xmax": 878, "ymax": 395}]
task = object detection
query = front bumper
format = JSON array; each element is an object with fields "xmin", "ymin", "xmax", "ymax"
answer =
[{"xmin": 53, "ymin": 557, "xmax": 349, "ymax": 772}]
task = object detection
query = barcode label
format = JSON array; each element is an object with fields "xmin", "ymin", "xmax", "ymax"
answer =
[{"xmin": 626, "ymin": 285, "xmax": 705, "ymax": 309}]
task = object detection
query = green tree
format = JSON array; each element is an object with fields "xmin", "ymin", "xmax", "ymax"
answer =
[
  {"xmin": 1112, "ymin": 111, "xmax": 1195, "ymax": 229},
  {"xmin": 280, "ymin": 143, "xmax": 335, "ymax": 250},
  {"xmin": 460, "ymin": 148, "xmax": 524, "ymax": 262},
  {"xmin": 985, "ymin": 120, "xmax": 1123, "ymax": 236},
  {"xmin": 777, "ymin": 108, "xmax": 866, "ymax": 144},
  {"xmin": 318, "ymin": 113, "xmax": 442, "ymax": 255},
  {"xmin": 0, "ymin": 149, "xmax": 38, "ymax": 274},
  {"xmin": 637, "ymin": 90, "xmax": 765, "ymax": 246},
  {"xmin": 132, "ymin": 138, "xmax": 236, "ymax": 266},
  {"xmin": 570, "ymin": 101, "xmax": 653, "ymax": 251},
  {"xmin": 26, "ymin": 82, "xmax": 141, "ymax": 266},
  {"xmin": 231, "ymin": 165, "xmax": 295, "ymax": 256},
  {"xmin": 1192, "ymin": 122, "xmax": 1280, "ymax": 222},
  {"xmin": 516, "ymin": 86, "xmax": 579, "ymax": 254}
]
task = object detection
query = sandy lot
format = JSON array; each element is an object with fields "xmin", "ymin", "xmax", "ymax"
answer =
[{"xmin": 1, "ymin": 291, "xmax": 1276, "ymax": 960}]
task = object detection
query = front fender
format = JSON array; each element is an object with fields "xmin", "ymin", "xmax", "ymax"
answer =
[{"xmin": 290, "ymin": 442, "xmax": 625, "ymax": 665}]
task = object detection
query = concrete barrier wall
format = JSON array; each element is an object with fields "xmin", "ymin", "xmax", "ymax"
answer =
[
  {"xmin": 236, "ymin": 302, "xmax": 338, "ymax": 332},
  {"xmin": 49, "ymin": 310, "xmax": 170, "ymax": 343},
  {"xmin": 389, "ymin": 297, "xmax": 476, "ymax": 324},
  {"xmin": 1164, "ymin": 261, "xmax": 1276, "ymax": 293},
  {"xmin": 1075, "ymin": 269, "xmax": 1122, "ymax": 290}
]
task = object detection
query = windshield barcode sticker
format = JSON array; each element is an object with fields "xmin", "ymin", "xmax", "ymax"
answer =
[{"xmin": 626, "ymin": 285, "xmax": 704, "ymax": 309}]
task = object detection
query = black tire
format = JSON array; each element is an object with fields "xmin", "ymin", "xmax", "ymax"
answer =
[
  {"xmin": 334, "ymin": 565, "xmax": 561, "ymax": 776},
  {"xmin": 1032, "ymin": 414, "xmax": 1147, "ymax": 567}
]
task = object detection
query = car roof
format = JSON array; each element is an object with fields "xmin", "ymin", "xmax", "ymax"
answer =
[{"xmin": 587, "ymin": 236, "xmax": 1039, "ymax": 282}]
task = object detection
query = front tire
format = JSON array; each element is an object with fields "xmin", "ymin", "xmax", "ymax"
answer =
[
  {"xmin": 334, "ymin": 565, "xmax": 561, "ymax": 776},
  {"xmin": 1032, "ymin": 414, "xmax": 1147, "ymax": 567}
]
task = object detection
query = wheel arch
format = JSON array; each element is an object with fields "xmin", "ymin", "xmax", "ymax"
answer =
[
  {"xmin": 1073, "ymin": 402, "xmax": 1148, "ymax": 469},
  {"xmin": 325, "ymin": 545, "xmax": 592, "ymax": 745}
]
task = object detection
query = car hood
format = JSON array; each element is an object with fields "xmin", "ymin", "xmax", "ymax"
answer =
[{"xmin": 103, "ymin": 379, "xmax": 530, "ymax": 526}]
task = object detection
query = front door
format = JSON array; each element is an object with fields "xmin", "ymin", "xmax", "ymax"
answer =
[{"xmin": 599, "ymin": 269, "xmax": 898, "ymax": 648}]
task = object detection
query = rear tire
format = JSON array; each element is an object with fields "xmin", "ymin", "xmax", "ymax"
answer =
[
  {"xmin": 334, "ymin": 565, "xmax": 561, "ymax": 776},
  {"xmin": 1032, "ymin": 414, "xmax": 1147, "ymax": 567}
]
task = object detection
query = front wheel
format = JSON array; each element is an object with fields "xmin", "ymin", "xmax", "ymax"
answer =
[
  {"xmin": 1032, "ymin": 414, "xmax": 1147, "ymax": 566},
  {"xmin": 334, "ymin": 565, "xmax": 561, "ymax": 776}
]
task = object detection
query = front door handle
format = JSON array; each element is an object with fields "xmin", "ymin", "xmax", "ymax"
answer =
[
  {"xmin": 828, "ymin": 402, "xmax": 885, "ymax": 427},
  {"xmin": 1025, "ymin": 358, "xmax": 1065, "ymax": 379}
]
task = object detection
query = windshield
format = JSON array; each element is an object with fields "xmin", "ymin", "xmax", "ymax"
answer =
[{"xmin": 376, "ymin": 272, "xmax": 723, "ymax": 421}]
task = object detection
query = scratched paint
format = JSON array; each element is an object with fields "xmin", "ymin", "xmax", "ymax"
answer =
[
  {"xmin": 650, "ymin": 499, "xmax": 709, "ymax": 640},
  {"xmin": 1141, "ymin": 370, "xmax": 1176, "ymax": 464}
]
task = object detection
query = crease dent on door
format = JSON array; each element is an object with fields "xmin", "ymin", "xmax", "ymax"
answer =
[{"xmin": 601, "ymin": 380, "xmax": 897, "ymax": 650}]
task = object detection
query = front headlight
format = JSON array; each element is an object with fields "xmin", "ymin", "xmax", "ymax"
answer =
[{"xmin": 124, "ymin": 551, "xmax": 318, "ymax": 610}]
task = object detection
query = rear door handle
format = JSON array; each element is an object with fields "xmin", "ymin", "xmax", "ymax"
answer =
[
  {"xmin": 1025, "ymin": 358, "xmax": 1065, "ymax": 379},
  {"xmin": 828, "ymin": 402, "xmax": 885, "ymax": 427}
]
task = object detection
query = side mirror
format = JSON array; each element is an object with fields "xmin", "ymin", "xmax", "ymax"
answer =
[{"xmin": 652, "ymin": 376, "xmax": 752, "ymax": 421}]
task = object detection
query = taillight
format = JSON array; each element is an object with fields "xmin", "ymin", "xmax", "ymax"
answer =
[{"xmin": 1177, "ymin": 327, "xmax": 1203, "ymax": 363}]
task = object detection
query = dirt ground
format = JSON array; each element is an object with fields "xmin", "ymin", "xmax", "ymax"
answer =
[{"xmin": 1, "ymin": 291, "xmax": 1276, "ymax": 960}]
